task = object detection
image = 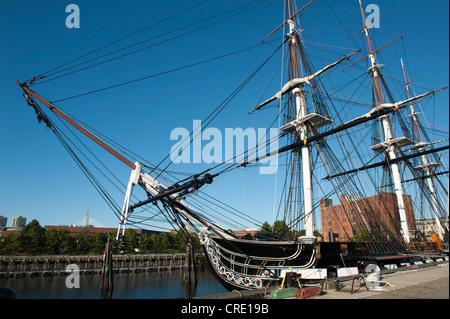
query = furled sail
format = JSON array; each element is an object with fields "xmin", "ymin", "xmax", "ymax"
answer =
[{"xmin": 249, "ymin": 50, "xmax": 360, "ymax": 114}]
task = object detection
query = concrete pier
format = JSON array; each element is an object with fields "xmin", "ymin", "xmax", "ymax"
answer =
[
  {"xmin": 194, "ymin": 260, "xmax": 448, "ymax": 300},
  {"xmin": 316, "ymin": 262, "xmax": 449, "ymax": 299}
]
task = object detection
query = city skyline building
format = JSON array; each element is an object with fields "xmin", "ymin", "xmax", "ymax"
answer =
[
  {"xmin": 0, "ymin": 216, "xmax": 7, "ymax": 227},
  {"xmin": 11, "ymin": 216, "xmax": 27, "ymax": 228}
]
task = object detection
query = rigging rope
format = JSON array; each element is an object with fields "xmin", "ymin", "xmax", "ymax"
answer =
[
  {"xmin": 149, "ymin": 41, "xmax": 286, "ymax": 180},
  {"xmin": 29, "ymin": 0, "xmax": 210, "ymax": 83},
  {"xmin": 23, "ymin": 93, "xmax": 123, "ymax": 219},
  {"xmin": 51, "ymin": 43, "xmax": 264, "ymax": 103},
  {"xmin": 29, "ymin": 0, "xmax": 266, "ymax": 86}
]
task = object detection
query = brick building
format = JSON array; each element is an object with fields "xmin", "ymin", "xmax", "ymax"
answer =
[{"xmin": 320, "ymin": 192, "xmax": 416, "ymax": 242}]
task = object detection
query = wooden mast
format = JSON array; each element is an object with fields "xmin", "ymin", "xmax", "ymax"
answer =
[
  {"xmin": 401, "ymin": 60, "xmax": 445, "ymax": 241},
  {"xmin": 286, "ymin": 0, "xmax": 314, "ymax": 237},
  {"xmin": 16, "ymin": 81, "xmax": 137, "ymax": 170},
  {"xmin": 358, "ymin": 0, "xmax": 411, "ymax": 243}
]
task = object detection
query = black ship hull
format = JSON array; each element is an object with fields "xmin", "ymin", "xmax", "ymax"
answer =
[
  {"xmin": 200, "ymin": 232, "xmax": 320, "ymax": 290},
  {"xmin": 199, "ymin": 232, "xmax": 420, "ymax": 291}
]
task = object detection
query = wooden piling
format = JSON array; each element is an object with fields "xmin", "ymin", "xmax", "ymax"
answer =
[
  {"xmin": 100, "ymin": 238, "xmax": 114, "ymax": 298},
  {"xmin": 182, "ymin": 242, "xmax": 197, "ymax": 283},
  {"xmin": 182, "ymin": 241, "xmax": 197, "ymax": 298},
  {"xmin": 185, "ymin": 243, "xmax": 197, "ymax": 282}
]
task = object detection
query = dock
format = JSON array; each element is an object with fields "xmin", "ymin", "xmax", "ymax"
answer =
[
  {"xmin": 317, "ymin": 261, "xmax": 449, "ymax": 299},
  {"xmin": 0, "ymin": 253, "xmax": 204, "ymax": 278},
  {"xmin": 195, "ymin": 258, "xmax": 449, "ymax": 299}
]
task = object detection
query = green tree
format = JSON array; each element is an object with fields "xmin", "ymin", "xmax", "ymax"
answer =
[
  {"xmin": 273, "ymin": 220, "xmax": 290, "ymax": 239},
  {"xmin": 139, "ymin": 234, "xmax": 153, "ymax": 252},
  {"xmin": 1, "ymin": 218, "xmax": 210, "ymax": 255},
  {"xmin": 58, "ymin": 228, "xmax": 75, "ymax": 254},
  {"xmin": 159, "ymin": 232, "xmax": 171, "ymax": 251},
  {"xmin": 74, "ymin": 228, "xmax": 91, "ymax": 254},
  {"xmin": 45, "ymin": 228, "xmax": 60, "ymax": 254},
  {"xmin": 172, "ymin": 231, "xmax": 189, "ymax": 251},
  {"xmin": 124, "ymin": 228, "xmax": 138, "ymax": 253},
  {"xmin": 90, "ymin": 233, "xmax": 106, "ymax": 254},
  {"xmin": 150, "ymin": 234, "xmax": 160, "ymax": 251},
  {"xmin": 261, "ymin": 221, "xmax": 272, "ymax": 232},
  {"xmin": 190, "ymin": 233, "xmax": 201, "ymax": 251},
  {"xmin": 107, "ymin": 230, "xmax": 117, "ymax": 240},
  {"xmin": 155, "ymin": 232, "xmax": 172, "ymax": 251},
  {"xmin": 20, "ymin": 219, "xmax": 46, "ymax": 254},
  {"xmin": 0, "ymin": 232, "xmax": 21, "ymax": 254}
]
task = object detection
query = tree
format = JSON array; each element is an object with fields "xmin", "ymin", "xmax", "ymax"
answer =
[
  {"xmin": 189, "ymin": 233, "xmax": 201, "ymax": 251},
  {"xmin": 1, "ymin": 217, "xmax": 207, "ymax": 255},
  {"xmin": 20, "ymin": 219, "xmax": 46, "ymax": 254},
  {"xmin": 0, "ymin": 232, "xmax": 21, "ymax": 254},
  {"xmin": 74, "ymin": 228, "xmax": 91, "ymax": 254},
  {"xmin": 124, "ymin": 228, "xmax": 138, "ymax": 253},
  {"xmin": 157, "ymin": 232, "xmax": 172, "ymax": 251},
  {"xmin": 58, "ymin": 228, "xmax": 75, "ymax": 254},
  {"xmin": 261, "ymin": 222, "xmax": 272, "ymax": 232},
  {"xmin": 172, "ymin": 231, "xmax": 193, "ymax": 251},
  {"xmin": 90, "ymin": 233, "xmax": 106, "ymax": 254},
  {"xmin": 273, "ymin": 220, "xmax": 290, "ymax": 239},
  {"xmin": 107, "ymin": 230, "xmax": 117, "ymax": 240},
  {"xmin": 139, "ymin": 234, "xmax": 153, "ymax": 252},
  {"xmin": 45, "ymin": 228, "xmax": 60, "ymax": 254}
]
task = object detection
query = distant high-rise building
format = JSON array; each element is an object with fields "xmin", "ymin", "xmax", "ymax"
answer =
[
  {"xmin": 0, "ymin": 216, "xmax": 7, "ymax": 227},
  {"xmin": 11, "ymin": 216, "xmax": 27, "ymax": 228}
]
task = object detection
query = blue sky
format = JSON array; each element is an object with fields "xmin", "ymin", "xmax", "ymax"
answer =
[{"xmin": 0, "ymin": 0, "xmax": 448, "ymax": 230}]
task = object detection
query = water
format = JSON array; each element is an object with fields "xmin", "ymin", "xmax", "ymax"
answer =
[{"xmin": 0, "ymin": 270, "xmax": 228, "ymax": 299}]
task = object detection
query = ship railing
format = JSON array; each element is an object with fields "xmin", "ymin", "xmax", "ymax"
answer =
[{"xmin": 406, "ymin": 242, "xmax": 439, "ymax": 252}]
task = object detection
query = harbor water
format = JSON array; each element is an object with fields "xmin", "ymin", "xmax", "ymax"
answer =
[{"xmin": 0, "ymin": 269, "xmax": 228, "ymax": 299}]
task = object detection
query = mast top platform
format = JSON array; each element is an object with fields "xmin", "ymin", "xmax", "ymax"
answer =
[
  {"xmin": 280, "ymin": 113, "xmax": 333, "ymax": 135},
  {"xmin": 370, "ymin": 136, "xmax": 415, "ymax": 153}
]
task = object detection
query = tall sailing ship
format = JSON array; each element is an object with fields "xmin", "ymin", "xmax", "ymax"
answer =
[{"xmin": 16, "ymin": 0, "xmax": 448, "ymax": 291}]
